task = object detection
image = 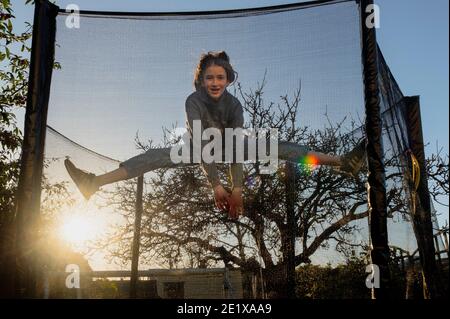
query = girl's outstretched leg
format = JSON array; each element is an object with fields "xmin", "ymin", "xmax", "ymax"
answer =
[
  {"xmin": 96, "ymin": 167, "xmax": 129, "ymax": 187},
  {"xmin": 65, "ymin": 159, "xmax": 130, "ymax": 200},
  {"xmin": 65, "ymin": 146, "xmax": 192, "ymax": 200},
  {"xmin": 305, "ymin": 151, "xmax": 341, "ymax": 166},
  {"xmin": 276, "ymin": 140, "xmax": 366, "ymax": 178},
  {"xmin": 297, "ymin": 142, "xmax": 366, "ymax": 178}
]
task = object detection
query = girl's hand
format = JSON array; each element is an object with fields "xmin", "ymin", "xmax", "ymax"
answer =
[
  {"xmin": 228, "ymin": 187, "xmax": 243, "ymax": 220},
  {"xmin": 213, "ymin": 184, "xmax": 230, "ymax": 211}
]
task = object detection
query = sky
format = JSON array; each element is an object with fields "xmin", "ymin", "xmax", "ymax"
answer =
[
  {"xmin": 11, "ymin": 0, "xmax": 449, "ymax": 155},
  {"xmin": 9, "ymin": 0, "xmax": 449, "ymax": 268}
]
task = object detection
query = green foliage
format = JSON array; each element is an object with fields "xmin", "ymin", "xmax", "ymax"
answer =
[
  {"xmin": 295, "ymin": 259, "xmax": 370, "ymax": 299},
  {"xmin": 0, "ymin": 0, "xmax": 31, "ymax": 219},
  {"xmin": 295, "ymin": 255, "xmax": 407, "ymax": 299},
  {"xmin": 0, "ymin": 0, "xmax": 31, "ymax": 297},
  {"xmin": 0, "ymin": 1, "xmax": 60, "ymax": 219},
  {"xmin": 88, "ymin": 279, "xmax": 120, "ymax": 299}
]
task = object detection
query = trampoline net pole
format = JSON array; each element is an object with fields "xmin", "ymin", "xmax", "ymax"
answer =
[{"xmin": 14, "ymin": 0, "xmax": 58, "ymax": 298}]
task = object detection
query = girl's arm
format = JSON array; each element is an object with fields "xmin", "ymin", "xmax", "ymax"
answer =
[
  {"xmin": 228, "ymin": 102, "xmax": 245, "ymax": 218},
  {"xmin": 185, "ymin": 97, "xmax": 232, "ymax": 212},
  {"xmin": 229, "ymin": 101, "xmax": 244, "ymax": 189}
]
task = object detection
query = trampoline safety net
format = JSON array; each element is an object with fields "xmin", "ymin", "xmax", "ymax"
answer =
[{"xmin": 18, "ymin": 0, "xmax": 443, "ymax": 299}]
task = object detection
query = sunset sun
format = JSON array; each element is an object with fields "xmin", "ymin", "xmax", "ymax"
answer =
[{"xmin": 57, "ymin": 213, "xmax": 107, "ymax": 247}]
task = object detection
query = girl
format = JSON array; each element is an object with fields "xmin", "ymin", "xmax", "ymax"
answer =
[{"xmin": 65, "ymin": 51, "xmax": 365, "ymax": 219}]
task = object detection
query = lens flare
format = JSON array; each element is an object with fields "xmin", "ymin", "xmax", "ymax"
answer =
[{"xmin": 297, "ymin": 154, "xmax": 319, "ymax": 175}]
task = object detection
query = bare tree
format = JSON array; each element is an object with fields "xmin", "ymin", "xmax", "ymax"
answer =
[
  {"xmin": 426, "ymin": 146, "xmax": 449, "ymax": 207},
  {"xmin": 96, "ymin": 80, "xmax": 446, "ymax": 297}
]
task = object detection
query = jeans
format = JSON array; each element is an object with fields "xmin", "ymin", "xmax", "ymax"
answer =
[{"xmin": 120, "ymin": 135, "xmax": 309, "ymax": 179}]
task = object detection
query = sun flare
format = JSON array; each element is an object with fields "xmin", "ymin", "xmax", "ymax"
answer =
[{"xmin": 57, "ymin": 213, "xmax": 107, "ymax": 247}]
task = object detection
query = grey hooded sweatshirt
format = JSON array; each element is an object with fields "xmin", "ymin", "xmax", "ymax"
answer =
[{"xmin": 185, "ymin": 87, "xmax": 244, "ymax": 188}]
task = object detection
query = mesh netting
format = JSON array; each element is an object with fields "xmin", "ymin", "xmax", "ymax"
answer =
[
  {"xmin": 377, "ymin": 49, "xmax": 443, "ymax": 255},
  {"xmin": 39, "ymin": 0, "xmax": 432, "ymax": 298}
]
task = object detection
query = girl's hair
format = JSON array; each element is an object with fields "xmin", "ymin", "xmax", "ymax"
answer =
[{"xmin": 193, "ymin": 51, "xmax": 237, "ymax": 90}]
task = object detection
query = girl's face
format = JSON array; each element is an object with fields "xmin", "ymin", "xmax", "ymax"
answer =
[{"xmin": 202, "ymin": 64, "xmax": 229, "ymax": 101}]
